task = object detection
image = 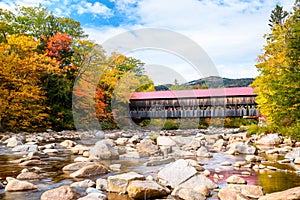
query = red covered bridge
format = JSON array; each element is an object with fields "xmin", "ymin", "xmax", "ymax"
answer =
[{"xmin": 129, "ymin": 87, "xmax": 259, "ymax": 119}]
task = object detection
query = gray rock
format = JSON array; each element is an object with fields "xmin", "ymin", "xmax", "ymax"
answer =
[
  {"xmin": 196, "ymin": 146, "xmax": 212, "ymax": 157},
  {"xmin": 145, "ymin": 157, "xmax": 176, "ymax": 166},
  {"xmin": 127, "ymin": 180, "xmax": 170, "ymax": 199},
  {"xmin": 171, "ymin": 136, "xmax": 194, "ymax": 145},
  {"xmin": 5, "ymin": 179, "xmax": 37, "ymax": 192},
  {"xmin": 157, "ymin": 136, "xmax": 177, "ymax": 146},
  {"xmin": 172, "ymin": 148, "xmax": 195, "ymax": 158},
  {"xmin": 227, "ymin": 142, "xmax": 257, "ymax": 155},
  {"xmin": 5, "ymin": 136, "xmax": 23, "ymax": 147},
  {"xmin": 60, "ymin": 140, "xmax": 77, "ymax": 148},
  {"xmin": 71, "ymin": 145, "xmax": 90, "ymax": 155},
  {"xmin": 285, "ymin": 148, "xmax": 300, "ymax": 160},
  {"xmin": 182, "ymin": 139, "xmax": 202, "ymax": 151},
  {"xmin": 173, "ymin": 188, "xmax": 206, "ymax": 200},
  {"xmin": 226, "ymin": 175, "xmax": 247, "ymax": 184},
  {"xmin": 12, "ymin": 144, "xmax": 38, "ymax": 152},
  {"xmin": 16, "ymin": 172, "xmax": 40, "ymax": 180},
  {"xmin": 96, "ymin": 178, "xmax": 107, "ymax": 191},
  {"xmin": 86, "ymin": 187, "xmax": 102, "ymax": 194},
  {"xmin": 213, "ymin": 139, "xmax": 225, "ymax": 151},
  {"xmin": 136, "ymin": 139, "xmax": 159, "ymax": 155},
  {"xmin": 128, "ymin": 135, "xmax": 140, "ymax": 144},
  {"xmin": 219, "ymin": 184, "xmax": 264, "ymax": 200},
  {"xmin": 95, "ymin": 131, "xmax": 105, "ymax": 139},
  {"xmin": 105, "ymin": 133, "xmax": 118, "ymax": 140},
  {"xmin": 175, "ymin": 174, "xmax": 218, "ymax": 190},
  {"xmin": 63, "ymin": 162, "xmax": 95, "ymax": 171},
  {"xmin": 107, "ymin": 172, "xmax": 144, "ymax": 193},
  {"xmin": 89, "ymin": 140, "xmax": 119, "ymax": 160},
  {"xmin": 70, "ymin": 179, "xmax": 95, "ymax": 188},
  {"xmin": 109, "ymin": 164, "xmax": 121, "ymax": 172},
  {"xmin": 294, "ymin": 157, "xmax": 300, "ymax": 165},
  {"xmin": 70, "ymin": 163, "xmax": 109, "ymax": 178},
  {"xmin": 78, "ymin": 192, "xmax": 107, "ymax": 200},
  {"xmin": 115, "ymin": 138, "xmax": 129, "ymax": 146},
  {"xmin": 157, "ymin": 159, "xmax": 197, "ymax": 188},
  {"xmin": 245, "ymin": 155, "xmax": 266, "ymax": 162},
  {"xmin": 41, "ymin": 186, "xmax": 81, "ymax": 200},
  {"xmin": 256, "ymin": 134, "xmax": 282, "ymax": 146}
]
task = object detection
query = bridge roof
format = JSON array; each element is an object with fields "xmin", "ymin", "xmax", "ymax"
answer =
[{"xmin": 130, "ymin": 87, "xmax": 255, "ymax": 100}]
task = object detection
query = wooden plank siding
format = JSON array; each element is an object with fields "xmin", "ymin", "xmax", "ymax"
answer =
[{"xmin": 129, "ymin": 87, "xmax": 259, "ymax": 119}]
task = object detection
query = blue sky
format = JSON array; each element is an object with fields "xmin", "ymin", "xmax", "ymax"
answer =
[{"xmin": 0, "ymin": 0, "xmax": 295, "ymax": 83}]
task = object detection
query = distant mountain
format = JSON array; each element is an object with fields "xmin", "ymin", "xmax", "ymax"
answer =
[{"xmin": 154, "ymin": 76, "xmax": 254, "ymax": 91}]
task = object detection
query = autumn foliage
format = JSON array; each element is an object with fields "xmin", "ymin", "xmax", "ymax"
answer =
[
  {"xmin": 0, "ymin": 35, "xmax": 59, "ymax": 131},
  {"xmin": 0, "ymin": 5, "xmax": 153, "ymax": 132},
  {"xmin": 252, "ymin": 2, "xmax": 300, "ymax": 138}
]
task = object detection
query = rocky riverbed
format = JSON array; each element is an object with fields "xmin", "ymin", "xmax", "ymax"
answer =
[{"xmin": 0, "ymin": 128, "xmax": 300, "ymax": 200}]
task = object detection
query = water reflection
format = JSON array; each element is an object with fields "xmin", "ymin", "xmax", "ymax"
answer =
[{"xmin": 258, "ymin": 170, "xmax": 300, "ymax": 193}]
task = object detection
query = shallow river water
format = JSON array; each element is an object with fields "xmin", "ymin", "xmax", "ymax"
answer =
[{"xmin": 0, "ymin": 137, "xmax": 300, "ymax": 200}]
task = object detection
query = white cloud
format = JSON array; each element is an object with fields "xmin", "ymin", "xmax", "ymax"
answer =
[
  {"xmin": 1, "ymin": 0, "xmax": 296, "ymax": 81},
  {"xmin": 74, "ymin": 1, "xmax": 112, "ymax": 17}
]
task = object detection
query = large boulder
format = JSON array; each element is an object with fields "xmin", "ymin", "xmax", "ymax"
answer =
[
  {"xmin": 107, "ymin": 172, "xmax": 144, "ymax": 194},
  {"xmin": 173, "ymin": 188, "xmax": 206, "ymax": 200},
  {"xmin": 256, "ymin": 134, "xmax": 282, "ymax": 146},
  {"xmin": 174, "ymin": 174, "xmax": 218, "ymax": 190},
  {"xmin": 89, "ymin": 140, "xmax": 119, "ymax": 160},
  {"xmin": 127, "ymin": 180, "xmax": 170, "ymax": 199},
  {"xmin": 156, "ymin": 136, "xmax": 177, "ymax": 146},
  {"xmin": 5, "ymin": 136, "xmax": 23, "ymax": 147},
  {"xmin": 285, "ymin": 148, "xmax": 300, "ymax": 160},
  {"xmin": 157, "ymin": 159, "xmax": 197, "ymax": 188},
  {"xmin": 136, "ymin": 139, "xmax": 160, "ymax": 155},
  {"xmin": 5, "ymin": 179, "xmax": 37, "ymax": 191},
  {"xmin": 70, "ymin": 163, "xmax": 109, "ymax": 178},
  {"xmin": 219, "ymin": 184, "xmax": 264, "ymax": 200},
  {"xmin": 12, "ymin": 144, "xmax": 38, "ymax": 152},
  {"xmin": 41, "ymin": 186, "xmax": 81, "ymax": 200},
  {"xmin": 227, "ymin": 142, "xmax": 257, "ymax": 155},
  {"xmin": 258, "ymin": 186, "xmax": 300, "ymax": 200}
]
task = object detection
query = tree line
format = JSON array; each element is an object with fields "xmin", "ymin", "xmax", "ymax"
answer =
[
  {"xmin": 252, "ymin": 1, "xmax": 300, "ymax": 139},
  {"xmin": 0, "ymin": 5, "xmax": 154, "ymax": 132}
]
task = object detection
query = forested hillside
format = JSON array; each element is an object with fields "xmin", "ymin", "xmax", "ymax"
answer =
[{"xmin": 155, "ymin": 76, "xmax": 254, "ymax": 91}]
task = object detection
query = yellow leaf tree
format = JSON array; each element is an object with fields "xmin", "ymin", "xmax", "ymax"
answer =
[
  {"xmin": 0, "ymin": 34, "xmax": 59, "ymax": 131},
  {"xmin": 252, "ymin": 2, "xmax": 300, "ymax": 137}
]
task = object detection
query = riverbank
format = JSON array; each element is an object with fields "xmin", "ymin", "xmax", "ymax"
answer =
[{"xmin": 0, "ymin": 128, "xmax": 300, "ymax": 199}]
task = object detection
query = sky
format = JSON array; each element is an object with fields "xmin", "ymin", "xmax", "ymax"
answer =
[{"xmin": 0, "ymin": 0, "xmax": 296, "ymax": 84}]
